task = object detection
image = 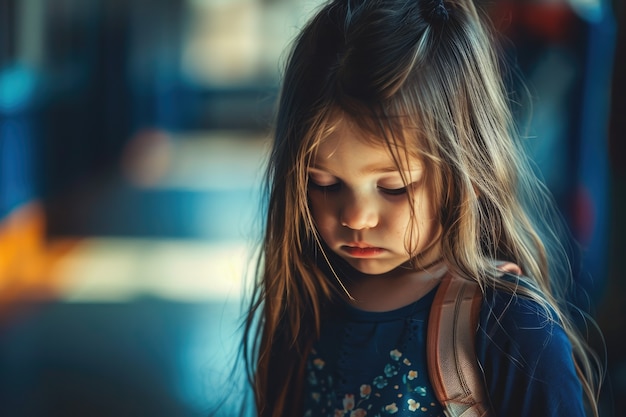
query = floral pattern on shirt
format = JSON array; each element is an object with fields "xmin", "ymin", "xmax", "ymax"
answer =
[{"xmin": 303, "ymin": 347, "xmax": 444, "ymax": 417}]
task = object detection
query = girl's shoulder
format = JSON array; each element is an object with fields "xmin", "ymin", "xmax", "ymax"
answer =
[
  {"xmin": 478, "ymin": 275, "xmax": 564, "ymax": 356},
  {"xmin": 476, "ymin": 276, "xmax": 586, "ymax": 416},
  {"xmin": 479, "ymin": 274, "xmax": 559, "ymax": 338}
]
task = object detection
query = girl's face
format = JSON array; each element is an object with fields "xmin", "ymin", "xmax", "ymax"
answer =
[{"xmin": 307, "ymin": 117, "xmax": 441, "ymax": 276}]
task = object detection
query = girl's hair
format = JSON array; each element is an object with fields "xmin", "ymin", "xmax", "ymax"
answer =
[{"xmin": 242, "ymin": 0, "xmax": 604, "ymax": 416}]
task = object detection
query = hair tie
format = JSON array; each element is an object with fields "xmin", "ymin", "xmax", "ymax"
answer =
[{"xmin": 428, "ymin": 0, "xmax": 449, "ymax": 23}]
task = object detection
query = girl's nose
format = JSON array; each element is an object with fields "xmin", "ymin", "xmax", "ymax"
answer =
[{"xmin": 339, "ymin": 192, "xmax": 378, "ymax": 230}]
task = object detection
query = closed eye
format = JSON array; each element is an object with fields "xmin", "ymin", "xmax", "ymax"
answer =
[
  {"xmin": 309, "ymin": 180, "xmax": 341, "ymax": 192},
  {"xmin": 378, "ymin": 186, "xmax": 408, "ymax": 195}
]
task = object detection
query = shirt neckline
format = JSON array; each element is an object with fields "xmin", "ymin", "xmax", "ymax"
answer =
[{"xmin": 342, "ymin": 283, "xmax": 440, "ymax": 322}]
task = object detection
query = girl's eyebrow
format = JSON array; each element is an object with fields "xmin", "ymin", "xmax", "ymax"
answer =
[
  {"xmin": 308, "ymin": 164, "xmax": 422, "ymax": 175},
  {"xmin": 362, "ymin": 165, "xmax": 422, "ymax": 174}
]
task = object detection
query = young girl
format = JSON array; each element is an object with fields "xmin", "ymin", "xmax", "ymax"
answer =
[{"xmin": 242, "ymin": 0, "xmax": 605, "ymax": 416}]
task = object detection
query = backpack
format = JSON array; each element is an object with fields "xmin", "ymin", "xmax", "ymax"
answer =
[{"xmin": 427, "ymin": 263, "xmax": 521, "ymax": 417}]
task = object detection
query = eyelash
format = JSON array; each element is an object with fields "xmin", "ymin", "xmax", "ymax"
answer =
[
  {"xmin": 308, "ymin": 181, "xmax": 340, "ymax": 192},
  {"xmin": 380, "ymin": 186, "xmax": 408, "ymax": 195},
  {"xmin": 308, "ymin": 181, "xmax": 408, "ymax": 195}
]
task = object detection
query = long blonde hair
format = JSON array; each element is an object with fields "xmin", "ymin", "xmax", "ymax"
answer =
[{"xmin": 242, "ymin": 0, "xmax": 604, "ymax": 416}]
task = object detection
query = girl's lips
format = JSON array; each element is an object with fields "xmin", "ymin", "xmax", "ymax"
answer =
[{"xmin": 341, "ymin": 245, "xmax": 385, "ymax": 257}]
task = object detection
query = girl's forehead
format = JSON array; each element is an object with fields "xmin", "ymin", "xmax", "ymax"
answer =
[
  {"xmin": 313, "ymin": 116, "xmax": 425, "ymax": 171},
  {"xmin": 317, "ymin": 112, "xmax": 423, "ymax": 159}
]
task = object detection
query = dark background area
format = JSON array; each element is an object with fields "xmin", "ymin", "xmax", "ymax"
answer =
[{"xmin": 0, "ymin": 0, "xmax": 623, "ymax": 416}]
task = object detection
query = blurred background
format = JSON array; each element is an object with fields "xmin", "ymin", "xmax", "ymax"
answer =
[{"xmin": 0, "ymin": 0, "xmax": 623, "ymax": 416}]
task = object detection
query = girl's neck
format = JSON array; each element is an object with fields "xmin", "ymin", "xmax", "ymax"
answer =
[{"xmin": 344, "ymin": 258, "xmax": 447, "ymax": 312}]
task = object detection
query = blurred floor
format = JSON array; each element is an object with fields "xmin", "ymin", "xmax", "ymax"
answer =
[
  {"xmin": 0, "ymin": 299, "xmax": 246, "ymax": 417},
  {"xmin": 0, "ymin": 132, "xmax": 268, "ymax": 417}
]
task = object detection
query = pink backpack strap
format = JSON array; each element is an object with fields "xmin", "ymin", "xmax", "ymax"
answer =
[
  {"xmin": 427, "ymin": 263, "xmax": 522, "ymax": 416},
  {"xmin": 427, "ymin": 272, "xmax": 491, "ymax": 417}
]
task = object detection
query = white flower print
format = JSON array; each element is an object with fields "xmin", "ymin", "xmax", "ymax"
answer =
[
  {"xmin": 407, "ymin": 399, "xmax": 419, "ymax": 412},
  {"xmin": 343, "ymin": 394, "xmax": 355, "ymax": 411},
  {"xmin": 389, "ymin": 349, "xmax": 402, "ymax": 361},
  {"xmin": 313, "ymin": 358, "xmax": 325, "ymax": 370},
  {"xmin": 384, "ymin": 402, "xmax": 398, "ymax": 414}
]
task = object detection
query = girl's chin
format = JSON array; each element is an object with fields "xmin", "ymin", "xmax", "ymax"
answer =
[{"xmin": 342, "ymin": 258, "xmax": 408, "ymax": 277}]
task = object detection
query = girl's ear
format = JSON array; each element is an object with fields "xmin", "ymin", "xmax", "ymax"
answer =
[{"xmin": 496, "ymin": 262, "xmax": 522, "ymax": 276}]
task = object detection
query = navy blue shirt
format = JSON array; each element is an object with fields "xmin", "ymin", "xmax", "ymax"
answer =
[{"xmin": 302, "ymin": 284, "xmax": 586, "ymax": 417}]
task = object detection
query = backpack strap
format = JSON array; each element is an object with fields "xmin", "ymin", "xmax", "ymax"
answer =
[
  {"xmin": 427, "ymin": 263, "xmax": 522, "ymax": 417},
  {"xmin": 427, "ymin": 272, "xmax": 491, "ymax": 417}
]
